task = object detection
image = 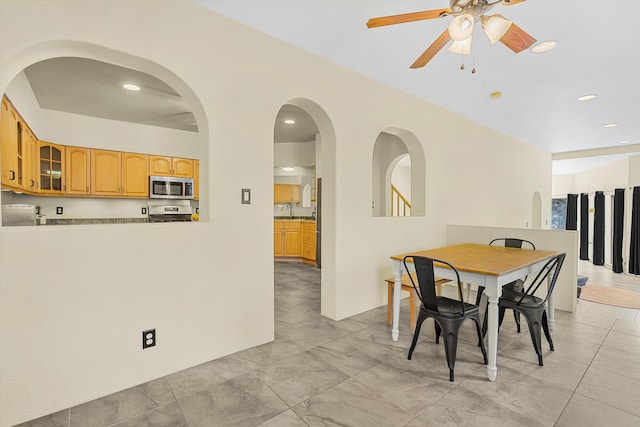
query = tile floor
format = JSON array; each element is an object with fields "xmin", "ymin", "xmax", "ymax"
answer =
[{"xmin": 18, "ymin": 261, "xmax": 640, "ymax": 427}]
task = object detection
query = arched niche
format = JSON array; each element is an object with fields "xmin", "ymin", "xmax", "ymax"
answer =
[
  {"xmin": 0, "ymin": 40, "xmax": 209, "ymax": 218},
  {"xmin": 372, "ymin": 127, "xmax": 425, "ymax": 217},
  {"xmin": 532, "ymin": 191, "xmax": 542, "ymax": 229}
]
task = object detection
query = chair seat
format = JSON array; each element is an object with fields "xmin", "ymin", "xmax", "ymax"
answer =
[
  {"xmin": 500, "ymin": 289, "xmax": 544, "ymax": 307},
  {"xmin": 428, "ymin": 297, "xmax": 481, "ymax": 317}
]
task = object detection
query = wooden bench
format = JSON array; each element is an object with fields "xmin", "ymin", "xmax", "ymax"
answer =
[{"xmin": 385, "ymin": 274, "xmax": 450, "ymax": 332}]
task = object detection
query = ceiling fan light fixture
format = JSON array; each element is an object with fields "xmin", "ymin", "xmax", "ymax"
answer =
[
  {"xmin": 481, "ymin": 15, "xmax": 512, "ymax": 44},
  {"xmin": 448, "ymin": 36, "xmax": 472, "ymax": 55},
  {"xmin": 532, "ymin": 41, "xmax": 557, "ymax": 53},
  {"xmin": 284, "ymin": 119, "xmax": 295, "ymax": 124},
  {"xmin": 448, "ymin": 14, "xmax": 475, "ymax": 41}
]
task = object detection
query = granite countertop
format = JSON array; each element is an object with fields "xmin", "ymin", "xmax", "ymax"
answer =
[{"xmin": 273, "ymin": 216, "xmax": 315, "ymax": 221}]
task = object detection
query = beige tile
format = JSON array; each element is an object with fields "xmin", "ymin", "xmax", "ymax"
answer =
[
  {"xmin": 575, "ymin": 366, "xmax": 640, "ymax": 416},
  {"xmin": 612, "ymin": 318, "xmax": 640, "ymax": 336},
  {"xmin": 14, "ymin": 410, "xmax": 69, "ymax": 427},
  {"xmin": 591, "ymin": 345, "xmax": 640, "ymax": 381},
  {"xmin": 293, "ymin": 378, "xmax": 414, "ymax": 427},
  {"xmin": 69, "ymin": 379, "xmax": 175, "ymax": 427},
  {"xmin": 556, "ymin": 393, "xmax": 640, "ymax": 427}
]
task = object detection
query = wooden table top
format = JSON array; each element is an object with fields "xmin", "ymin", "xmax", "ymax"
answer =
[{"xmin": 391, "ymin": 243, "xmax": 561, "ymax": 277}]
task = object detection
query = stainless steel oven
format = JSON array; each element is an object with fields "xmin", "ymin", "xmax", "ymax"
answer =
[
  {"xmin": 149, "ymin": 175, "xmax": 194, "ymax": 199},
  {"xmin": 147, "ymin": 204, "xmax": 193, "ymax": 222}
]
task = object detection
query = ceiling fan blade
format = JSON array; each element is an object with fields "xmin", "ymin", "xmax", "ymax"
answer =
[
  {"xmin": 499, "ymin": 21, "xmax": 536, "ymax": 53},
  {"xmin": 367, "ymin": 9, "xmax": 451, "ymax": 28},
  {"xmin": 502, "ymin": 0, "xmax": 527, "ymax": 5},
  {"xmin": 410, "ymin": 29, "xmax": 451, "ymax": 69}
]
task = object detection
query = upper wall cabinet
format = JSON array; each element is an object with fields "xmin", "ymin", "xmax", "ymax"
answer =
[
  {"xmin": 91, "ymin": 149, "xmax": 121, "ymax": 196},
  {"xmin": 38, "ymin": 141, "xmax": 65, "ymax": 195},
  {"xmin": 149, "ymin": 156, "xmax": 193, "ymax": 178},
  {"xmin": 274, "ymin": 184, "xmax": 300, "ymax": 204},
  {"xmin": 1, "ymin": 95, "xmax": 197, "ymax": 200},
  {"xmin": 65, "ymin": 146, "xmax": 90, "ymax": 195},
  {"xmin": 121, "ymin": 152, "xmax": 149, "ymax": 197},
  {"xmin": 194, "ymin": 159, "xmax": 200, "ymax": 200}
]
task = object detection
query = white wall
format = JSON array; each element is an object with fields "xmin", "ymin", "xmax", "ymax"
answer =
[{"xmin": 0, "ymin": 1, "xmax": 552, "ymax": 425}]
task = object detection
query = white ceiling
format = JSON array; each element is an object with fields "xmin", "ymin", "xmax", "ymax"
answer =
[
  {"xmin": 195, "ymin": 0, "xmax": 640, "ymax": 174},
  {"xmin": 15, "ymin": 1, "xmax": 640, "ymax": 175}
]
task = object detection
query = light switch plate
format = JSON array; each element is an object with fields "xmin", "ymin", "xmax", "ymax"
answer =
[
  {"xmin": 56, "ymin": 207, "xmax": 63, "ymax": 215},
  {"xmin": 241, "ymin": 188, "xmax": 251, "ymax": 204}
]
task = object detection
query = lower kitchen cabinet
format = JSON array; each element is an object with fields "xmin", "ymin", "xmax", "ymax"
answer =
[
  {"xmin": 301, "ymin": 221, "xmax": 316, "ymax": 261},
  {"xmin": 274, "ymin": 220, "xmax": 316, "ymax": 261},
  {"xmin": 274, "ymin": 220, "xmax": 301, "ymax": 257}
]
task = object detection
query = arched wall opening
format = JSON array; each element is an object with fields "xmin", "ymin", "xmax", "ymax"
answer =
[
  {"xmin": 278, "ymin": 97, "xmax": 337, "ymax": 318},
  {"xmin": 0, "ymin": 40, "xmax": 210, "ymax": 219},
  {"xmin": 372, "ymin": 127, "xmax": 425, "ymax": 217}
]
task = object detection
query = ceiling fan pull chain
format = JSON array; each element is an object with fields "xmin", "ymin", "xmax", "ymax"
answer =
[{"xmin": 471, "ymin": 35, "xmax": 477, "ymax": 74}]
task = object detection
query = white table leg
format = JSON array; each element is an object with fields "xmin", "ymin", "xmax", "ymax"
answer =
[
  {"xmin": 484, "ymin": 278, "xmax": 500, "ymax": 382},
  {"xmin": 391, "ymin": 260, "xmax": 403, "ymax": 342}
]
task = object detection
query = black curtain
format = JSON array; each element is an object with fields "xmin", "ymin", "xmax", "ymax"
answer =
[
  {"xmin": 580, "ymin": 193, "xmax": 589, "ymax": 260},
  {"xmin": 612, "ymin": 188, "xmax": 625, "ymax": 273},
  {"xmin": 630, "ymin": 187, "xmax": 640, "ymax": 275},
  {"xmin": 593, "ymin": 191, "xmax": 605, "ymax": 265},
  {"xmin": 566, "ymin": 194, "xmax": 578, "ymax": 230}
]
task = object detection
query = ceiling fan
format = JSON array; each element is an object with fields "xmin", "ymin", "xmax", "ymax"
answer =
[{"xmin": 366, "ymin": 0, "xmax": 536, "ymax": 69}]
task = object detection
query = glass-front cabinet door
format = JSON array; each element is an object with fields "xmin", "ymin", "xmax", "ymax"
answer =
[{"xmin": 39, "ymin": 141, "xmax": 64, "ymax": 194}]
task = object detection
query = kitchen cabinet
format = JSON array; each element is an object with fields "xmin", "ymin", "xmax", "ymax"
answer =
[
  {"xmin": 301, "ymin": 221, "xmax": 316, "ymax": 262},
  {"xmin": 91, "ymin": 149, "xmax": 121, "ymax": 196},
  {"xmin": 274, "ymin": 220, "xmax": 302, "ymax": 257},
  {"xmin": 150, "ymin": 156, "xmax": 193, "ymax": 178},
  {"xmin": 1, "ymin": 98, "xmax": 21, "ymax": 188},
  {"xmin": 121, "ymin": 152, "xmax": 149, "ymax": 197},
  {"xmin": 38, "ymin": 141, "xmax": 64, "ymax": 194},
  {"xmin": 274, "ymin": 184, "xmax": 301, "ymax": 204},
  {"xmin": 194, "ymin": 159, "xmax": 199, "ymax": 200},
  {"xmin": 23, "ymin": 129, "xmax": 38, "ymax": 192},
  {"xmin": 65, "ymin": 146, "xmax": 90, "ymax": 195}
]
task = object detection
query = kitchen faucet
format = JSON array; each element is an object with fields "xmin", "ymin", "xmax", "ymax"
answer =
[{"xmin": 287, "ymin": 202, "xmax": 294, "ymax": 219}]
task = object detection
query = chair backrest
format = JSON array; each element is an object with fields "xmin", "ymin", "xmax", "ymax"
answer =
[
  {"xmin": 403, "ymin": 255, "xmax": 465, "ymax": 314},
  {"xmin": 520, "ymin": 253, "xmax": 566, "ymax": 305},
  {"xmin": 490, "ymin": 238, "xmax": 536, "ymax": 250}
]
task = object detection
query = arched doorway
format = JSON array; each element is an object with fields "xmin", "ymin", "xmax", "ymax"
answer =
[{"xmin": 273, "ymin": 98, "xmax": 337, "ymax": 318}]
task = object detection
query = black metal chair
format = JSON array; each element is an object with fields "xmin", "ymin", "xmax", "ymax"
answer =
[
  {"xmin": 497, "ymin": 253, "xmax": 565, "ymax": 366},
  {"xmin": 404, "ymin": 255, "xmax": 487, "ymax": 382},
  {"xmin": 477, "ymin": 238, "xmax": 537, "ymax": 333}
]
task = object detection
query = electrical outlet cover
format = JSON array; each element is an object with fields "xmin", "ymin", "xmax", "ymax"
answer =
[{"xmin": 142, "ymin": 329, "xmax": 156, "ymax": 349}]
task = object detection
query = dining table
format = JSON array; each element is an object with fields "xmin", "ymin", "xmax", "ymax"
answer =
[{"xmin": 390, "ymin": 243, "xmax": 561, "ymax": 381}]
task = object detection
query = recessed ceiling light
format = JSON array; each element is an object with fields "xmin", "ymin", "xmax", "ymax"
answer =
[
  {"xmin": 577, "ymin": 94, "xmax": 597, "ymax": 101},
  {"xmin": 619, "ymin": 140, "xmax": 631, "ymax": 144},
  {"xmin": 603, "ymin": 123, "xmax": 618, "ymax": 128},
  {"xmin": 282, "ymin": 166, "xmax": 295, "ymax": 172},
  {"xmin": 489, "ymin": 91, "xmax": 502, "ymax": 99},
  {"xmin": 532, "ymin": 41, "xmax": 557, "ymax": 53},
  {"xmin": 123, "ymin": 83, "xmax": 140, "ymax": 91},
  {"xmin": 284, "ymin": 119, "xmax": 295, "ymax": 125}
]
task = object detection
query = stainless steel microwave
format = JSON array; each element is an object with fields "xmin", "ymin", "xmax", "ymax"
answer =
[{"xmin": 149, "ymin": 175, "xmax": 194, "ymax": 199}]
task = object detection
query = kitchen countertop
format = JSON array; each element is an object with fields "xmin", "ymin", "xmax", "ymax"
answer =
[{"xmin": 273, "ymin": 216, "xmax": 315, "ymax": 221}]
